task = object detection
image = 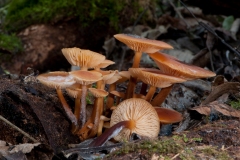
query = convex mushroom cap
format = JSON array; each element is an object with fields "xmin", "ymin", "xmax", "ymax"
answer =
[
  {"xmin": 154, "ymin": 107, "xmax": 183, "ymax": 124},
  {"xmin": 37, "ymin": 71, "xmax": 75, "ymax": 89},
  {"xmin": 88, "ymin": 88, "xmax": 108, "ymax": 98},
  {"xmin": 69, "ymin": 70, "xmax": 102, "ymax": 85},
  {"xmin": 148, "ymin": 52, "xmax": 216, "ymax": 80},
  {"xmin": 110, "ymin": 98, "xmax": 160, "ymax": 141},
  {"xmin": 114, "ymin": 34, "xmax": 173, "ymax": 53}
]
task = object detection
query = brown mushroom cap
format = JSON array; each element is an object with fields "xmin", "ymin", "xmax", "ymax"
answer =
[
  {"xmin": 69, "ymin": 70, "xmax": 102, "ymax": 85},
  {"xmin": 88, "ymin": 88, "xmax": 108, "ymax": 98},
  {"xmin": 94, "ymin": 59, "xmax": 115, "ymax": 69},
  {"xmin": 148, "ymin": 52, "xmax": 216, "ymax": 80},
  {"xmin": 110, "ymin": 90, "xmax": 125, "ymax": 99},
  {"xmin": 114, "ymin": 34, "xmax": 173, "ymax": 53},
  {"xmin": 37, "ymin": 71, "xmax": 75, "ymax": 89},
  {"xmin": 110, "ymin": 98, "xmax": 160, "ymax": 141},
  {"xmin": 62, "ymin": 47, "xmax": 106, "ymax": 69},
  {"xmin": 129, "ymin": 68, "xmax": 186, "ymax": 88},
  {"xmin": 66, "ymin": 87, "xmax": 82, "ymax": 99},
  {"xmin": 154, "ymin": 107, "xmax": 183, "ymax": 124}
]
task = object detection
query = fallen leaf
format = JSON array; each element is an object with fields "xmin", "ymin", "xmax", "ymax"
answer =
[
  {"xmin": 191, "ymin": 101, "xmax": 240, "ymax": 118},
  {"xmin": 201, "ymin": 82, "xmax": 240, "ymax": 105},
  {"xmin": 8, "ymin": 143, "xmax": 40, "ymax": 154}
]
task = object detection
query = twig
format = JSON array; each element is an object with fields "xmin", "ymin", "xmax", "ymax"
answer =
[
  {"xmin": 179, "ymin": 0, "xmax": 240, "ymax": 58},
  {"xmin": 169, "ymin": 0, "xmax": 189, "ymax": 28},
  {"xmin": 171, "ymin": 153, "xmax": 180, "ymax": 160},
  {"xmin": 131, "ymin": 7, "xmax": 149, "ymax": 33},
  {"xmin": 0, "ymin": 115, "xmax": 39, "ymax": 143}
]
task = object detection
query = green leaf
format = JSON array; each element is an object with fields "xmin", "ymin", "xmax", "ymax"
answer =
[{"xmin": 222, "ymin": 15, "xmax": 234, "ymax": 30}]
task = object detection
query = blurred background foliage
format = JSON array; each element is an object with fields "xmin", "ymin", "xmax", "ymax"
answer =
[{"xmin": 0, "ymin": 0, "xmax": 157, "ymax": 56}]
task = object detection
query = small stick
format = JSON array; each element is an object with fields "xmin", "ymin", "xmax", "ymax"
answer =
[{"xmin": 0, "ymin": 115, "xmax": 38, "ymax": 143}]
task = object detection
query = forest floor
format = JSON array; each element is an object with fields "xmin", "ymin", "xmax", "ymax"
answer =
[{"xmin": 1, "ymin": 1, "xmax": 240, "ymax": 160}]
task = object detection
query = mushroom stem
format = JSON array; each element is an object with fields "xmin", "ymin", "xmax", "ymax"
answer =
[
  {"xmin": 140, "ymin": 82, "xmax": 148, "ymax": 95},
  {"xmin": 56, "ymin": 89, "xmax": 77, "ymax": 125},
  {"xmin": 80, "ymin": 85, "xmax": 87, "ymax": 127},
  {"xmin": 88, "ymin": 81, "xmax": 105, "ymax": 137},
  {"xmin": 106, "ymin": 83, "xmax": 116, "ymax": 110},
  {"xmin": 71, "ymin": 98, "xmax": 81, "ymax": 134},
  {"xmin": 97, "ymin": 119, "xmax": 104, "ymax": 137},
  {"xmin": 89, "ymin": 120, "xmax": 135, "ymax": 147},
  {"xmin": 74, "ymin": 98, "xmax": 81, "ymax": 122},
  {"xmin": 125, "ymin": 51, "xmax": 143, "ymax": 99},
  {"xmin": 88, "ymin": 97, "xmax": 103, "ymax": 137},
  {"xmin": 151, "ymin": 85, "xmax": 173, "ymax": 106},
  {"xmin": 132, "ymin": 51, "xmax": 143, "ymax": 68},
  {"xmin": 145, "ymin": 86, "xmax": 156, "ymax": 102},
  {"xmin": 125, "ymin": 76, "xmax": 138, "ymax": 99}
]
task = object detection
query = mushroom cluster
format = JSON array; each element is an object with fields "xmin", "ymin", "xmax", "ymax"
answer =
[{"xmin": 37, "ymin": 34, "xmax": 216, "ymax": 147}]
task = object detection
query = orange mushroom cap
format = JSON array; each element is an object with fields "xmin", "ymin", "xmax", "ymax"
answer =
[
  {"xmin": 69, "ymin": 70, "xmax": 102, "ymax": 85},
  {"xmin": 114, "ymin": 34, "xmax": 173, "ymax": 53},
  {"xmin": 62, "ymin": 47, "xmax": 105, "ymax": 69},
  {"xmin": 37, "ymin": 71, "xmax": 75, "ymax": 89},
  {"xmin": 148, "ymin": 52, "xmax": 216, "ymax": 80},
  {"xmin": 154, "ymin": 107, "xmax": 183, "ymax": 124},
  {"xmin": 88, "ymin": 88, "xmax": 108, "ymax": 98},
  {"xmin": 129, "ymin": 68, "xmax": 186, "ymax": 88}
]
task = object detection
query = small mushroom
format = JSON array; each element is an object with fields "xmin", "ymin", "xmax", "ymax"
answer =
[
  {"xmin": 69, "ymin": 70, "xmax": 102, "ymax": 127},
  {"xmin": 89, "ymin": 98, "xmax": 159, "ymax": 147},
  {"xmin": 114, "ymin": 34, "xmax": 173, "ymax": 99},
  {"xmin": 77, "ymin": 88, "xmax": 109, "ymax": 140},
  {"xmin": 37, "ymin": 71, "xmax": 77, "ymax": 125},
  {"xmin": 106, "ymin": 71, "xmax": 130, "ymax": 111},
  {"xmin": 97, "ymin": 115, "xmax": 110, "ymax": 136},
  {"xmin": 148, "ymin": 52, "xmax": 216, "ymax": 106},
  {"xmin": 129, "ymin": 68, "xmax": 186, "ymax": 102},
  {"xmin": 66, "ymin": 86, "xmax": 82, "ymax": 133},
  {"xmin": 78, "ymin": 71, "xmax": 119, "ymax": 140},
  {"xmin": 114, "ymin": 34, "xmax": 173, "ymax": 68}
]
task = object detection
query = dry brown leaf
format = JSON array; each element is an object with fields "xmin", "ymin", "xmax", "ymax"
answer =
[
  {"xmin": 201, "ymin": 82, "xmax": 240, "ymax": 105},
  {"xmin": 0, "ymin": 142, "xmax": 40, "ymax": 160},
  {"xmin": 191, "ymin": 101, "xmax": 240, "ymax": 118}
]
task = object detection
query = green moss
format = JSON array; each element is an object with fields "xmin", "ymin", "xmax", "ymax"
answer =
[
  {"xmin": 201, "ymin": 146, "xmax": 232, "ymax": 160},
  {"xmin": 107, "ymin": 138, "xmax": 182, "ymax": 158},
  {"xmin": 229, "ymin": 99, "xmax": 240, "ymax": 110},
  {"xmin": 0, "ymin": 33, "xmax": 23, "ymax": 63},
  {"xmin": 0, "ymin": 33, "xmax": 22, "ymax": 53},
  {"xmin": 3, "ymin": 0, "xmax": 155, "ymax": 32}
]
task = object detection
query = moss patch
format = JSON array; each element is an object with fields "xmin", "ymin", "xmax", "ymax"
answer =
[{"xmin": 3, "ymin": 0, "xmax": 156, "ymax": 32}]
